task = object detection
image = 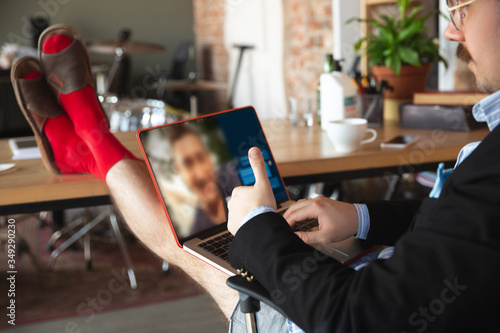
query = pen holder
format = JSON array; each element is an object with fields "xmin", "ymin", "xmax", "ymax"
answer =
[{"xmin": 360, "ymin": 93, "xmax": 384, "ymax": 127}]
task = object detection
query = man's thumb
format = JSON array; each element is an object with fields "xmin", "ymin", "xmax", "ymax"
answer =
[{"xmin": 249, "ymin": 147, "xmax": 268, "ymax": 185}]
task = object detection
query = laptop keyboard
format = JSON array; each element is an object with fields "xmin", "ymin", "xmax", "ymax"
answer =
[
  {"xmin": 197, "ymin": 216, "xmax": 318, "ymax": 263},
  {"xmin": 198, "ymin": 232, "xmax": 234, "ymax": 262},
  {"xmin": 278, "ymin": 208, "xmax": 319, "ymax": 231},
  {"xmin": 291, "ymin": 219, "xmax": 319, "ymax": 231}
]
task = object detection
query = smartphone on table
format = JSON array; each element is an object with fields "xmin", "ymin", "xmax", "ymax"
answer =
[{"xmin": 380, "ymin": 135, "xmax": 418, "ymax": 149}]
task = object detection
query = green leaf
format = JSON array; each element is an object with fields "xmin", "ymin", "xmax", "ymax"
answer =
[
  {"xmin": 345, "ymin": 17, "xmax": 362, "ymax": 25},
  {"xmin": 392, "ymin": 53, "xmax": 402, "ymax": 76},
  {"xmin": 354, "ymin": 37, "xmax": 368, "ymax": 52},
  {"xmin": 407, "ymin": 6, "xmax": 425, "ymax": 22},
  {"xmin": 385, "ymin": 56, "xmax": 393, "ymax": 70},
  {"xmin": 380, "ymin": 15, "xmax": 395, "ymax": 29},
  {"xmin": 398, "ymin": 47, "xmax": 421, "ymax": 66},
  {"xmin": 369, "ymin": 57, "xmax": 382, "ymax": 67},
  {"xmin": 383, "ymin": 48, "xmax": 393, "ymax": 57},
  {"xmin": 366, "ymin": 19, "xmax": 387, "ymax": 31},
  {"xmin": 393, "ymin": 59, "xmax": 402, "ymax": 76},
  {"xmin": 384, "ymin": 53, "xmax": 402, "ymax": 76},
  {"xmin": 398, "ymin": 0, "xmax": 410, "ymax": 18},
  {"xmin": 378, "ymin": 27, "xmax": 394, "ymax": 46},
  {"xmin": 398, "ymin": 21, "xmax": 425, "ymax": 42}
]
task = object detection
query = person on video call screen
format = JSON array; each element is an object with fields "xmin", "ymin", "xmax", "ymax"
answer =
[{"xmin": 144, "ymin": 122, "xmax": 241, "ymax": 237}]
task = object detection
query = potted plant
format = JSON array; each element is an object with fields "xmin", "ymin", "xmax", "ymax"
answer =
[{"xmin": 350, "ymin": 0, "xmax": 447, "ymax": 99}]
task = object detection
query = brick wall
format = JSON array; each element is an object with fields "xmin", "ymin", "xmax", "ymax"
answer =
[
  {"xmin": 192, "ymin": 0, "xmax": 337, "ymax": 114},
  {"xmin": 283, "ymin": 0, "xmax": 334, "ymax": 109},
  {"xmin": 192, "ymin": 0, "xmax": 229, "ymax": 112},
  {"xmin": 191, "ymin": 1, "xmax": 364, "ymax": 115}
]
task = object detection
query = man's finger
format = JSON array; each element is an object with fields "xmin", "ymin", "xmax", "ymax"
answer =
[
  {"xmin": 285, "ymin": 202, "xmax": 318, "ymax": 227},
  {"xmin": 248, "ymin": 147, "xmax": 269, "ymax": 186},
  {"xmin": 283, "ymin": 199, "xmax": 312, "ymax": 220},
  {"xmin": 295, "ymin": 230, "xmax": 323, "ymax": 245}
]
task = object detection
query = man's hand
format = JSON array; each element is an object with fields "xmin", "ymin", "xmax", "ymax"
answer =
[
  {"xmin": 284, "ymin": 197, "xmax": 359, "ymax": 244},
  {"xmin": 228, "ymin": 147, "xmax": 276, "ymax": 235}
]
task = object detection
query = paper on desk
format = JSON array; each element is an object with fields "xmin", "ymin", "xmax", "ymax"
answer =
[
  {"xmin": 0, "ymin": 163, "xmax": 16, "ymax": 174},
  {"xmin": 8, "ymin": 136, "xmax": 42, "ymax": 160},
  {"xmin": 10, "ymin": 150, "xmax": 42, "ymax": 160}
]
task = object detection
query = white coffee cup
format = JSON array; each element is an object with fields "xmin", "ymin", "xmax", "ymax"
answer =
[{"xmin": 326, "ymin": 118, "xmax": 377, "ymax": 153}]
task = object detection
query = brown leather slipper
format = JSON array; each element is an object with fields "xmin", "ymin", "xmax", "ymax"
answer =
[
  {"xmin": 38, "ymin": 24, "xmax": 109, "ymax": 126},
  {"xmin": 11, "ymin": 56, "xmax": 64, "ymax": 174}
]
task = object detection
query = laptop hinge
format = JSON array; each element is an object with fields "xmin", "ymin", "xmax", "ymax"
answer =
[{"xmin": 181, "ymin": 223, "xmax": 228, "ymax": 243}]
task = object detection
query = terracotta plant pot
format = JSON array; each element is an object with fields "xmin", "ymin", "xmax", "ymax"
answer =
[{"xmin": 371, "ymin": 63, "xmax": 433, "ymax": 100}]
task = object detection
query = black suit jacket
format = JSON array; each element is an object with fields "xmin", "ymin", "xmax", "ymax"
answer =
[{"xmin": 229, "ymin": 125, "xmax": 500, "ymax": 332}]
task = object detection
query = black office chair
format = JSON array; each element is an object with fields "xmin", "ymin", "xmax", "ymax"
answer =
[{"xmin": 226, "ymin": 275, "xmax": 287, "ymax": 333}]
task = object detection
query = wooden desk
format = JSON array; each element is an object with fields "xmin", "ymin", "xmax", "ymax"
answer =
[
  {"xmin": 0, "ymin": 132, "xmax": 141, "ymax": 214},
  {"xmin": 0, "ymin": 120, "xmax": 489, "ymax": 215},
  {"xmin": 264, "ymin": 121, "xmax": 488, "ymax": 183}
]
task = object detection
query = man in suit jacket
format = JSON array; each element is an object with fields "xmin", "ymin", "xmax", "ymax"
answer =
[
  {"xmin": 227, "ymin": 1, "xmax": 500, "ymax": 331},
  {"xmin": 13, "ymin": 2, "xmax": 500, "ymax": 332}
]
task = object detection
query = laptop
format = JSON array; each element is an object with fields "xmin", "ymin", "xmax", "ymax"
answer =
[{"xmin": 137, "ymin": 106, "xmax": 365, "ymax": 275}]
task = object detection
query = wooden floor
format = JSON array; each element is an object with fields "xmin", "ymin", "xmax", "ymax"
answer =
[{"xmin": 5, "ymin": 294, "xmax": 228, "ymax": 333}]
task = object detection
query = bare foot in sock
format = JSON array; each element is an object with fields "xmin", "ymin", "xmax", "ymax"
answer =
[
  {"xmin": 18, "ymin": 68, "xmax": 101, "ymax": 177},
  {"xmin": 40, "ymin": 28, "xmax": 139, "ymax": 181}
]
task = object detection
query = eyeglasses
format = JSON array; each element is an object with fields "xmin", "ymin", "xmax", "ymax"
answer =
[{"xmin": 447, "ymin": 0, "xmax": 477, "ymax": 31}]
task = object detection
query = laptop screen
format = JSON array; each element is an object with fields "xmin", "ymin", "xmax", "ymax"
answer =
[{"xmin": 138, "ymin": 106, "xmax": 289, "ymax": 242}]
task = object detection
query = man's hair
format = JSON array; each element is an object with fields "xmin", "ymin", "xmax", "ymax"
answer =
[{"xmin": 168, "ymin": 123, "xmax": 202, "ymax": 147}]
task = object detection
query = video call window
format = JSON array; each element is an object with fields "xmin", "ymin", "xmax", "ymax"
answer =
[{"xmin": 140, "ymin": 107, "xmax": 288, "ymax": 240}]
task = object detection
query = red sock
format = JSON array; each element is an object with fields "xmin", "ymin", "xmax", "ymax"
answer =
[
  {"xmin": 24, "ymin": 70, "xmax": 41, "ymax": 80},
  {"xmin": 42, "ymin": 34, "xmax": 72, "ymax": 54},
  {"xmin": 24, "ymin": 70, "xmax": 101, "ymax": 178},
  {"xmin": 43, "ymin": 34, "xmax": 138, "ymax": 179},
  {"xmin": 45, "ymin": 115, "xmax": 103, "ymax": 178}
]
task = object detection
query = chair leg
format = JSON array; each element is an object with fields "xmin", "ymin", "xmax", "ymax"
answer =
[
  {"xmin": 84, "ymin": 233, "xmax": 92, "ymax": 270},
  {"xmin": 46, "ymin": 216, "xmax": 86, "ymax": 251},
  {"xmin": 109, "ymin": 213, "xmax": 137, "ymax": 290},
  {"xmin": 46, "ymin": 208, "xmax": 138, "ymax": 289},
  {"xmin": 384, "ymin": 175, "xmax": 401, "ymax": 201},
  {"xmin": 48, "ymin": 211, "xmax": 107, "ymax": 270},
  {"xmin": 245, "ymin": 313, "xmax": 258, "ymax": 333},
  {"xmin": 239, "ymin": 292, "xmax": 260, "ymax": 333},
  {"xmin": 38, "ymin": 211, "xmax": 49, "ymax": 228}
]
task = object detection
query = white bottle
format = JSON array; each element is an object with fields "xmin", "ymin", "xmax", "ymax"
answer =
[{"xmin": 320, "ymin": 62, "xmax": 360, "ymax": 130}]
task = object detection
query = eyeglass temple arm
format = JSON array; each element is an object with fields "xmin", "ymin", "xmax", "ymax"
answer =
[{"xmin": 448, "ymin": 0, "xmax": 476, "ymax": 12}]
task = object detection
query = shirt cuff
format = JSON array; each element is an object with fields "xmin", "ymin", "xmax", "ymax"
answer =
[
  {"xmin": 238, "ymin": 206, "xmax": 277, "ymax": 231},
  {"xmin": 353, "ymin": 203, "xmax": 370, "ymax": 240}
]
